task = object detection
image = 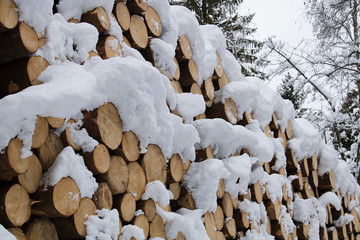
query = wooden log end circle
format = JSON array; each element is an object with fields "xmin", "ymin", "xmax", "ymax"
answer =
[
  {"xmin": 92, "ymin": 182, "xmax": 113, "ymax": 210},
  {"xmin": 127, "ymin": 161, "xmax": 146, "ymax": 201},
  {"xmin": 224, "ymin": 98, "xmax": 238, "ymax": 125},
  {"xmin": 17, "ymin": 154, "xmax": 42, "ymax": 194},
  {"xmin": 142, "ymin": 144, "xmax": 167, "ymax": 184},
  {"xmin": 25, "ymin": 218, "xmax": 59, "ymax": 240},
  {"xmin": 144, "ymin": 6, "xmax": 162, "ymax": 37},
  {"xmin": 27, "ymin": 56, "xmax": 48, "ymax": 86},
  {"xmin": 53, "ymin": 177, "xmax": 81, "ymax": 217},
  {"xmin": 0, "ymin": 0, "xmax": 19, "ymax": 32},
  {"xmin": 47, "ymin": 116, "xmax": 65, "ymax": 129},
  {"xmin": 100, "ymin": 155, "xmax": 128, "ymax": 195},
  {"xmin": 6, "ymin": 138, "xmax": 31, "ymax": 175},
  {"xmin": 115, "ymin": 2, "xmax": 130, "ymax": 31},
  {"xmin": 122, "ymin": 130, "xmax": 140, "ymax": 162},
  {"xmin": 74, "ymin": 197, "xmax": 97, "ymax": 237},
  {"xmin": 129, "ymin": 15, "xmax": 148, "ymax": 50},
  {"xmin": 19, "ymin": 22, "xmax": 38, "ymax": 54},
  {"xmin": 32, "ymin": 116, "xmax": 49, "ymax": 149}
]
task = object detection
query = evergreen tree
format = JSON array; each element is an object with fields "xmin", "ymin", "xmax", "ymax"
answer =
[{"xmin": 170, "ymin": 0, "xmax": 267, "ymax": 79}]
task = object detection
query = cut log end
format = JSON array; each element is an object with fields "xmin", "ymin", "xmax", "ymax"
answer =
[
  {"xmin": 114, "ymin": 2, "xmax": 130, "ymax": 31},
  {"xmin": 127, "ymin": 162, "xmax": 146, "ymax": 200},
  {"xmin": 144, "ymin": 6, "xmax": 162, "ymax": 37},
  {"xmin": 176, "ymin": 35, "xmax": 192, "ymax": 62},
  {"xmin": 0, "ymin": 0, "xmax": 19, "ymax": 32},
  {"xmin": 32, "ymin": 116, "xmax": 49, "ymax": 148},
  {"xmin": 25, "ymin": 219, "xmax": 59, "ymax": 240},
  {"xmin": 19, "ymin": 22, "xmax": 38, "ymax": 53},
  {"xmin": 17, "ymin": 154, "xmax": 42, "ymax": 194},
  {"xmin": 53, "ymin": 177, "xmax": 81, "ymax": 217},
  {"xmin": 5, "ymin": 138, "xmax": 31, "ymax": 175},
  {"xmin": 99, "ymin": 155, "xmax": 128, "ymax": 195},
  {"xmin": 47, "ymin": 116, "xmax": 65, "ymax": 129},
  {"xmin": 81, "ymin": 6, "xmax": 110, "ymax": 34},
  {"xmin": 74, "ymin": 197, "xmax": 97, "ymax": 237},
  {"xmin": 142, "ymin": 144, "xmax": 167, "ymax": 184},
  {"xmin": 128, "ymin": 15, "xmax": 148, "ymax": 50},
  {"xmin": 126, "ymin": 0, "xmax": 148, "ymax": 14},
  {"xmin": 121, "ymin": 130, "xmax": 140, "ymax": 162},
  {"xmin": 92, "ymin": 182, "xmax": 113, "ymax": 210}
]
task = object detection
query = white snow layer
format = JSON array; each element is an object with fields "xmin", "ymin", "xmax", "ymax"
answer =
[
  {"xmin": 0, "ymin": 225, "xmax": 16, "ymax": 240},
  {"xmin": 141, "ymin": 180, "xmax": 174, "ymax": 207},
  {"xmin": 85, "ymin": 208, "xmax": 120, "ymax": 240}
]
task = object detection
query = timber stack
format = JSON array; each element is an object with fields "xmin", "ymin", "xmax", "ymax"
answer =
[{"xmin": 0, "ymin": 0, "xmax": 360, "ymax": 239}]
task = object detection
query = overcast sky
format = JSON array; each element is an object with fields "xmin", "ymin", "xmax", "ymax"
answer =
[{"xmin": 239, "ymin": 0, "xmax": 314, "ymax": 46}]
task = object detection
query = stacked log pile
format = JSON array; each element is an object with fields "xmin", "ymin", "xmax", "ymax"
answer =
[{"xmin": 1, "ymin": 0, "xmax": 360, "ymax": 239}]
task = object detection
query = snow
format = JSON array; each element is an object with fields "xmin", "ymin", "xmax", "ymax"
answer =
[
  {"xmin": 41, "ymin": 146, "xmax": 98, "ymax": 198},
  {"xmin": 85, "ymin": 208, "xmax": 120, "ymax": 240},
  {"xmin": 0, "ymin": 225, "xmax": 16, "ymax": 240},
  {"xmin": 175, "ymin": 93, "xmax": 205, "ymax": 124},
  {"xmin": 183, "ymin": 159, "xmax": 230, "ymax": 212},
  {"xmin": 119, "ymin": 225, "xmax": 145, "ymax": 240},
  {"xmin": 141, "ymin": 180, "xmax": 174, "ymax": 208},
  {"xmin": 239, "ymin": 199, "xmax": 268, "ymax": 228},
  {"xmin": 67, "ymin": 120, "xmax": 99, "ymax": 152}
]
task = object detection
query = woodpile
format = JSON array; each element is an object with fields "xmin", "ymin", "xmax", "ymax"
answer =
[{"xmin": 1, "ymin": 1, "xmax": 360, "ymax": 240}]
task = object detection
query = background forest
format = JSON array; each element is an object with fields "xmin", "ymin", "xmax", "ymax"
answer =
[{"xmin": 170, "ymin": 0, "xmax": 360, "ymax": 179}]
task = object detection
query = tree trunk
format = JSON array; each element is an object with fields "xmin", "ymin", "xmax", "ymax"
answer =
[
  {"xmin": 206, "ymin": 97, "xmax": 238, "ymax": 125},
  {"xmin": 127, "ymin": 161, "xmax": 146, "ymax": 200},
  {"xmin": 141, "ymin": 144, "xmax": 167, "ymax": 184},
  {"xmin": 83, "ymin": 143, "xmax": 110, "ymax": 175},
  {"xmin": 81, "ymin": 7, "xmax": 110, "ymax": 34},
  {"xmin": 178, "ymin": 59, "xmax": 199, "ymax": 87},
  {"xmin": 124, "ymin": 15, "xmax": 148, "ymax": 50}
]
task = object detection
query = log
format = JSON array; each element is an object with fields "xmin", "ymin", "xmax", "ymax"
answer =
[
  {"xmin": 175, "ymin": 35, "xmax": 192, "ymax": 62},
  {"xmin": 189, "ymin": 82, "xmax": 202, "ymax": 95},
  {"xmin": 269, "ymin": 112, "xmax": 279, "ymax": 131},
  {"xmin": 144, "ymin": 6, "xmax": 162, "ymax": 37},
  {"xmin": 115, "ymin": 130, "xmax": 140, "ymax": 162},
  {"xmin": 171, "ymin": 80, "xmax": 183, "ymax": 94},
  {"xmin": 0, "ymin": 56, "xmax": 48, "ymax": 98},
  {"xmin": 264, "ymin": 125, "xmax": 273, "ymax": 137},
  {"xmin": 271, "ymin": 218, "xmax": 287, "ymax": 239},
  {"xmin": 167, "ymin": 154, "xmax": 183, "ymax": 183},
  {"xmin": 238, "ymin": 112, "xmax": 252, "ymax": 126},
  {"xmin": 126, "ymin": 0, "xmax": 148, "ymax": 14},
  {"xmin": 301, "ymin": 177, "xmax": 315, "ymax": 199},
  {"xmin": 300, "ymin": 157, "xmax": 310, "ymax": 177},
  {"xmin": 232, "ymin": 197, "xmax": 239, "ymax": 209},
  {"xmin": 309, "ymin": 170, "xmax": 319, "ymax": 188},
  {"xmin": 264, "ymin": 161, "xmax": 271, "ymax": 174},
  {"xmin": 176, "ymin": 187, "xmax": 195, "ymax": 210},
  {"xmin": 295, "ymin": 221, "xmax": 309, "ymax": 239},
  {"xmin": 213, "ymin": 52, "xmax": 224, "ymax": 79},
  {"xmin": 6, "ymin": 228, "xmax": 27, "ymax": 240},
  {"xmin": 17, "ymin": 154, "xmax": 42, "ymax": 194},
  {"xmin": 204, "ymin": 211, "xmax": 216, "ymax": 240},
  {"xmin": 233, "ymin": 209, "xmax": 249, "ymax": 230},
  {"xmin": 337, "ymin": 222, "xmax": 348, "ymax": 239},
  {"xmin": 25, "ymin": 219, "xmax": 58, "ymax": 240},
  {"xmin": 320, "ymin": 227, "xmax": 329, "ymax": 240},
  {"xmin": 216, "ymin": 178, "xmax": 225, "ymax": 199},
  {"xmin": 0, "ymin": 0, "xmax": 18, "ymax": 33},
  {"xmin": 310, "ymin": 152, "xmax": 318, "ymax": 171},
  {"xmin": 285, "ymin": 120, "xmax": 293, "ymax": 139},
  {"xmin": 168, "ymin": 182, "xmax": 180, "ymax": 200},
  {"xmin": 328, "ymin": 227, "xmax": 338, "ymax": 240},
  {"xmin": 285, "ymin": 148, "xmax": 299, "ymax": 172},
  {"xmin": 206, "ymin": 97, "xmax": 238, "ymax": 125},
  {"xmin": 223, "ymin": 218, "xmax": 237, "ymax": 239},
  {"xmin": 141, "ymin": 144, "xmax": 167, "ymax": 184},
  {"xmin": 221, "ymin": 192, "xmax": 233, "ymax": 219},
  {"xmin": 266, "ymin": 198, "xmax": 281, "ymax": 221},
  {"xmin": 149, "ymin": 215, "xmax": 166, "ymax": 238},
  {"xmin": 266, "ymin": 216, "xmax": 272, "ymax": 235},
  {"xmin": 318, "ymin": 169, "xmax": 336, "ymax": 191},
  {"xmin": 82, "ymin": 102, "xmax": 123, "ymax": 150},
  {"xmin": 202, "ymin": 77, "xmax": 215, "ymax": 105},
  {"xmin": 60, "ymin": 119, "xmax": 80, "ymax": 151},
  {"xmin": 275, "ymin": 128, "xmax": 287, "ymax": 150},
  {"xmin": 125, "ymin": 15, "xmax": 148, "ymax": 50},
  {"xmin": 83, "ymin": 143, "xmax": 110, "ymax": 175},
  {"xmin": 216, "ymin": 231, "xmax": 226, "ymax": 240},
  {"xmin": 137, "ymin": 199, "xmax": 156, "ymax": 222},
  {"xmin": 27, "ymin": 117, "xmax": 47, "ymax": 150},
  {"xmin": 32, "ymin": 177, "xmax": 80, "ymax": 217},
  {"xmin": 127, "ymin": 161, "xmax": 146, "ymax": 201},
  {"xmin": 250, "ymin": 180, "xmax": 263, "ymax": 204},
  {"xmin": 0, "ymin": 138, "xmax": 31, "ymax": 181},
  {"xmin": 98, "ymin": 155, "xmax": 128, "ymax": 195},
  {"xmin": 47, "ymin": 117, "xmax": 65, "ymax": 129},
  {"xmin": 214, "ymin": 205, "xmax": 224, "ymax": 231},
  {"xmin": 178, "ymin": 59, "xmax": 199, "ymax": 86},
  {"xmin": 96, "ymin": 35, "xmax": 123, "ymax": 59},
  {"xmin": 80, "ymin": 6, "xmax": 110, "ymax": 34},
  {"xmin": 53, "ymin": 197, "xmax": 96, "ymax": 239},
  {"xmin": 351, "ymin": 208, "xmax": 360, "ymax": 233},
  {"xmin": 133, "ymin": 214, "xmax": 150, "ymax": 239},
  {"xmin": 0, "ymin": 22, "xmax": 38, "ymax": 65},
  {"xmin": 114, "ymin": 192, "xmax": 136, "ymax": 222},
  {"xmin": 92, "ymin": 182, "xmax": 113, "ymax": 210},
  {"xmin": 113, "ymin": 1, "xmax": 130, "ymax": 31},
  {"xmin": 0, "ymin": 184, "xmax": 31, "ymax": 227},
  {"xmin": 88, "ymin": 50, "xmax": 99, "ymax": 60}
]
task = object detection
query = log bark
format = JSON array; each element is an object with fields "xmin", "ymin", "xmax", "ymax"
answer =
[
  {"xmin": 25, "ymin": 219, "xmax": 58, "ymax": 240},
  {"xmin": 206, "ymin": 97, "xmax": 238, "ymax": 125},
  {"xmin": 96, "ymin": 35, "xmax": 123, "ymax": 59},
  {"xmin": 178, "ymin": 59, "xmax": 199, "ymax": 87},
  {"xmin": 0, "ymin": 184, "xmax": 31, "ymax": 227},
  {"xmin": 17, "ymin": 154, "xmax": 42, "ymax": 194},
  {"xmin": 149, "ymin": 215, "xmax": 166, "ymax": 238},
  {"xmin": 0, "ymin": 56, "xmax": 48, "ymax": 98},
  {"xmin": 92, "ymin": 182, "xmax": 113, "ymax": 210},
  {"xmin": 204, "ymin": 211, "xmax": 216, "ymax": 240},
  {"xmin": 98, "ymin": 155, "xmax": 128, "ymax": 195},
  {"xmin": 137, "ymin": 199, "xmax": 156, "ymax": 222},
  {"xmin": 113, "ymin": 1, "xmax": 130, "ymax": 31},
  {"xmin": 53, "ymin": 197, "xmax": 96, "ymax": 239},
  {"xmin": 82, "ymin": 102, "xmax": 123, "ymax": 150},
  {"xmin": 115, "ymin": 130, "xmax": 140, "ymax": 162},
  {"xmin": 124, "ymin": 15, "xmax": 148, "ymax": 50},
  {"xmin": 114, "ymin": 192, "xmax": 136, "ymax": 222},
  {"xmin": 47, "ymin": 117, "xmax": 65, "ymax": 129},
  {"xmin": 0, "ymin": 22, "xmax": 38, "ymax": 65},
  {"xmin": 126, "ymin": 0, "xmax": 148, "ymax": 14},
  {"xmin": 37, "ymin": 128, "xmax": 63, "ymax": 173},
  {"xmin": 83, "ymin": 143, "xmax": 110, "ymax": 175},
  {"xmin": 175, "ymin": 34, "xmax": 192, "ymax": 62},
  {"xmin": 0, "ymin": 138, "xmax": 31, "ymax": 181},
  {"xmin": 32, "ymin": 177, "xmax": 80, "ymax": 218},
  {"xmin": 141, "ymin": 144, "xmax": 167, "ymax": 184},
  {"xmin": 81, "ymin": 6, "xmax": 110, "ymax": 34},
  {"xmin": 133, "ymin": 214, "xmax": 150, "ymax": 239},
  {"xmin": 127, "ymin": 161, "xmax": 146, "ymax": 200},
  {"xmin": 0, "ymin": 0, "xmax": 18, "ymax": 33},
  {"xmin": 144, "ymin": 6, "xmax": 162, "ymax": 37}
]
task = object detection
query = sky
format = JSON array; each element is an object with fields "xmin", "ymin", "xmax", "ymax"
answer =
[{"xmin": 239, "ymin": 0, "xmax": 314, "ymax": 46}]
